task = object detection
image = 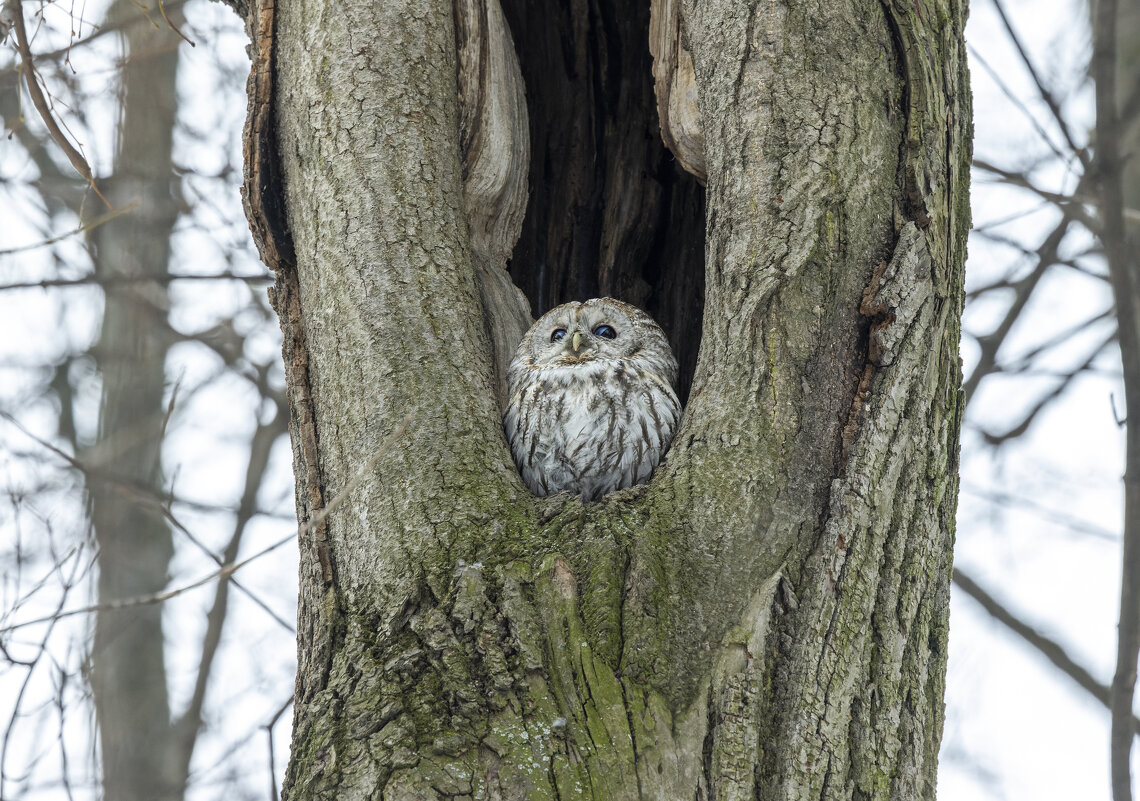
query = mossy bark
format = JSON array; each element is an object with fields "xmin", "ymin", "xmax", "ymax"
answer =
[{"xmin": 249, "ymin": 0, "xmax": 970, "ymax": 797}]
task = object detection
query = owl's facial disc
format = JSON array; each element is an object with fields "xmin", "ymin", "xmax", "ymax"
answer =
[{"xmin": 528, "ymin": 301, "xmax": 642, "ymax": 368}]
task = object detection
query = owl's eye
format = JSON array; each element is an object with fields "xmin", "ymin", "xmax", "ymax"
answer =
[
  {"xmin": 551, "ymin": 328, "xmax": 567, "ymax": 343},
  {"xmin": 593, "ymin": 324, "xmax": 617, "ymax": 339}
]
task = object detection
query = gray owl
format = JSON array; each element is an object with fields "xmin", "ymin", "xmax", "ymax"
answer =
[{"xmin": 504, "ymin": 298, "xmax": 681, "ymax": 501}]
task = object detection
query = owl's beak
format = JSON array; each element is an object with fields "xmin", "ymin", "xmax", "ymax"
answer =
[{"xmin": 572, "ymin": 332, "xmax": 582, "ymax": 352}]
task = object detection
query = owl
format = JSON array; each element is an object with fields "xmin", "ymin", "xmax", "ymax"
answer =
[{"xmin": 504, "ymin": 298, "xmax": 681, "ymax": 502}]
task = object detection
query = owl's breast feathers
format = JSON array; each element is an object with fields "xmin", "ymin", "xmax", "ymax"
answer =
[{"xmin": 504, "ymin": 357, "xmax": 680, "ymax": 502}]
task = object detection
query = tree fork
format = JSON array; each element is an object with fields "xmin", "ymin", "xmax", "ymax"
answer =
[{"xmin": 240, "ymin": 0, "xmax": 969, "ymax": 797}]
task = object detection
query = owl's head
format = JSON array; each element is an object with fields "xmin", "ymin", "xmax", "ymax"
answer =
[{"xmin": 510, "ymin": 298, "xmax": 678, "ymax": 386}]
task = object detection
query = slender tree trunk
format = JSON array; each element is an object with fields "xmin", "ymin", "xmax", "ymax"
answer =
[
  {"xmin": 1098, "ymin": 0, "xmax": 1140, "ymax": 797},
  {"xmin": 241, "ymin": 0, "xmax": 970, "ymax": 797},
  {"xmin": 87, "ymin": 5, "xmax": 183, "ymax": 799}
]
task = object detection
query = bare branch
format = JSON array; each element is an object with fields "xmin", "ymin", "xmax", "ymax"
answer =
[
  {"xmin": 961, "ymin": 484, "xmax": 1119, "ymax": 542},
  {"xmin": 974, "ymin": 162, "xmax": 1140, "ymax": 228},
  {"xmin": 973, "ymin": 160, "xmax": 1100, "ymax": 233},
  {"xmin": 4, "ymin": 0, "xmax": 109, "ymax": 208},
  {"xmin": 980, "ymin": 329, "xmax": 1116, "ymax": 444},
  {"xmin": 968, "ymin": 43, "xmax": 1074, "ymax": 169},
  {"xmin": 953, "ymin": 568, "xmax": 1140, "ymax": 738},
  {"xmin": 172, "ymin": 412, "xmax": 286, "ymax": 773},
  {"xmin": 989, "ymin": 0, "xmax": 1090, "ymax": 169},
  {"xmin": 1121, "ymin": 79, "xmax": 1140, "ymax": 129},
  {"xmin": 970, "ymin": 229, "xmax": 1109, "ymax": 284},
  {"xmin": 963, "ymin": 215, "xmax": 1072, "ymax": 403},
  {"xmin": 0, "ymin": 412, "xmax": 416, "ymax": 635}
]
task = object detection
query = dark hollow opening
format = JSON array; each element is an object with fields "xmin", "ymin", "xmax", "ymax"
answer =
[{"xmin": 500, "ymin": 0, "xmax": 707, "ymax": 404}]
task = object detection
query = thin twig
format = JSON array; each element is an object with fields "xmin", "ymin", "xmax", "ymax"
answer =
[
  {"xmin": 5, "ymin": 0, "xmax": 110, "ymax": 208},
  {"xmin": 1000, "ymin": 308, "xmax": 1115, "ymax": 371},
  {"xmin": 265, "ymin": 695, "xmax": 293, "ymax": 801},
  {"xmin": 162, "ymin": 504, "xmax": 295, "ymax": 632},
  {"xmin": 0, "ymin": 271, "xmax": 271, "ymax": 290},
  {"xmin": 0, "ymin": 412, "xmax": 416, "ymax": 634},
  {"xmin": 54, "ymin": 665, "xmax": 76, "ymax": 801},
  {"xmin": 0, "ymin": 203, "xmax": 138, "ymax": 256},
  {"xmin": 960, "ymin": 484, "xmax": 1119, "ymax": 542},
  {"xmin": 968, "ymin": 43, "xmax": 1073, "ymax": 169},
  {"xmin": 0, "ymin": 0, "xmax": 191, "ymax": 71},
  {"xmin": 155, "ymin": 0, "xmax": 194, "ymax": 46},
  {"xmin": 0, "ymin": 545, "xmax": 80, "ymax": 627},
  {"xmin": 971, "ymin": 199, "xmax": 1053, "ymax": 233},
  {"xmin": 0, "ymin": 544, "xmax": 84, "ymax": 799},
  {"xmin": 989, "ymin": 0, "xmax": 1090, "ymax": 169}
]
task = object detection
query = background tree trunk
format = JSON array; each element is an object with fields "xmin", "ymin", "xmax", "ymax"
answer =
[
  {"xmin": 87, "ymin": 4, "xmax": 182, "ymax": 798},
  {"xmin": 248, "ymin": 0, "xmax": 969, "ymax": 797},
  {"xmin": 1096, "ymin": 0, "xmax": 1140, "ymax": 797}
]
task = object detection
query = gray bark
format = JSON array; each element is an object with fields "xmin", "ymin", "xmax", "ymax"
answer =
[
  {"xmin": 1097, "ymin": 0, "xmax": 1140, "ymax": 797},
  {"xmin": 254, "ymin": 0, "xmax": 970, "ymax": 797},
  {"xmin": 88, "ymin": 3, "xmax": 182, "ymax": 798}
]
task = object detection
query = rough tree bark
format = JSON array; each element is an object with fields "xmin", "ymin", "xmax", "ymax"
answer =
[{"xmin": 240, "ymin": 0, "xmax": 970, "ymax": 797}]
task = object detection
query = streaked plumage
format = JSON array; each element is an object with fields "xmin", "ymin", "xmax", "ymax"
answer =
[{"xmin": 504, "ymin": 298, "xmax": 681, "ymax": 502}]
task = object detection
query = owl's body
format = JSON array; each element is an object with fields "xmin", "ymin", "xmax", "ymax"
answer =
[{"xmin": 504, "ymin": 298, "xmax": 681, "ymax": 502}]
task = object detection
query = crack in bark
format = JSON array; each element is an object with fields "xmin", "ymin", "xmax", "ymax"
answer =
[
  {"xmin": 242, "ymin": 0, "xmax": 343, "ymax": 737},
  {"xmin": 878, "ymin": 0, "xmax": 930, "ymax": 230},
  {"xmin": 619, "ymin": 679, "xmax": 646, "ymax": 800},
  {"xmin": 701, "ymin": 680, "xmax": 715, "ymax": 801},
  {"xmin": 243, "ymin": 0, "xmax": 333, "ymax": 591}
]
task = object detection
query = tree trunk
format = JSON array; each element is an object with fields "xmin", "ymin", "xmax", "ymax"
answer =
[
  {"xmin": 243, "ymin": 0, "xmax": 970, "ymax": 797},
  {"xmin": 1098, "ymin": 0, "xmax": 1140, "ymax": 797},
  {"xmin": 87, "ymin": 4, "xmax": 183, "ymax": 798}
]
